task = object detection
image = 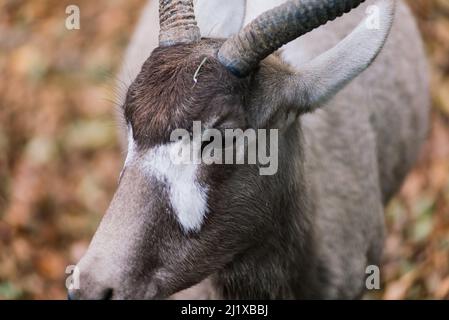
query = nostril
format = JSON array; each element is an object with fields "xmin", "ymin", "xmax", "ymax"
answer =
[{"xmin": 102, "ymin": 288, "xmax": 113, "ymax": 300}]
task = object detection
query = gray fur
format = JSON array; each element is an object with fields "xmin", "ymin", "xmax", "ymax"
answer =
[{"xmin": 70, "ymin": 0, "xmax": 429, "ymax": 300}]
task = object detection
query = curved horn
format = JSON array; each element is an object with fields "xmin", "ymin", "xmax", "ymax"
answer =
[
  {"xmin": 218, "ymin": 0, "xmax": 366, "ymax": 77},
  {"xmin": 159, "ymin": 0, "xmax": 201, "ymax": 47}
]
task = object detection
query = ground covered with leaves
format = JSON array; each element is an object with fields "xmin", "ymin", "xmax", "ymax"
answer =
[{"xmin": 0, "ymin": 0, "xmax": 448, "ymax": 299}]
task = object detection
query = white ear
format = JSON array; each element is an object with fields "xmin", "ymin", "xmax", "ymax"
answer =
[
  {"xmin": 194, "ymin": 0, "xmax": 246, "ymax": 38},
  {"xmin": 298, "ymin": 0, "xmax": 396, "ymax": 108}
]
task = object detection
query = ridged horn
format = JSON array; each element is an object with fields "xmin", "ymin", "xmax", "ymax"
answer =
[
  {"xmin": 159, "ymin": 0, "xmax": 201, "ymax": 47},
  {"xmin": 218, "ymin": 0, "xmax": 366, "ymax": 77}
]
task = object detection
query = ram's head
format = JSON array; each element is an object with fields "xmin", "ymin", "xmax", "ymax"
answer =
[{"xmin": 69, "ymin": 0, "xmax": 395, "ymax": 300}]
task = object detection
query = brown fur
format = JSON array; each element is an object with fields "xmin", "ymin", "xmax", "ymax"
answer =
[{"xmin": 124, "ymin": 39, "xmax": 249, "ymax": 147}]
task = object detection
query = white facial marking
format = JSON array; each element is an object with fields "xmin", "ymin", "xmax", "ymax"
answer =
[
  {"xmin": 141, "ymin": 141, "xmax": 209, "ymax": 233},
  {"xmin": 124, "ymin": 127, "xmax": 136, "ymax": 167}
]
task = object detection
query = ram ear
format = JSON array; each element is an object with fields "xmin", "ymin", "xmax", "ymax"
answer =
[
  {"xmin": 284, "ymin": 0, "xmax": 396, "ymax": 112},
  {"xmin": 195, "ymin": 0, "xmax": 246, "ymax": 38}
]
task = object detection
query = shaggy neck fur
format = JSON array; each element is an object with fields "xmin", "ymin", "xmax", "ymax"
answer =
[{"xmin": 211, "ymin": 124, "xmax": 323, "ymax": 299}]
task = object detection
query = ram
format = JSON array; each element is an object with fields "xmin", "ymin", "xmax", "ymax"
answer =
[{"xmin": 69, "ymin": 0, "xmax": 429, "ymax": 299}]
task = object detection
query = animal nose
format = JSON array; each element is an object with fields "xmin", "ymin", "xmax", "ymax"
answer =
[
  {"xmin": 67, "ymin": 259, "xmax": 116, "ymax": 299},
  {"xmin": 67, "ymin": 269, "xmax": 114, "ymax": 300},
  {"xmin": 68, "ymin": 287, "xmax": 113, "ymax": 300}
]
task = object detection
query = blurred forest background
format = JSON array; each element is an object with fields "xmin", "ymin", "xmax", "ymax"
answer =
[{"xmin": 0, "ymin": 0, "xmax": 448, "ymax": 299}]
